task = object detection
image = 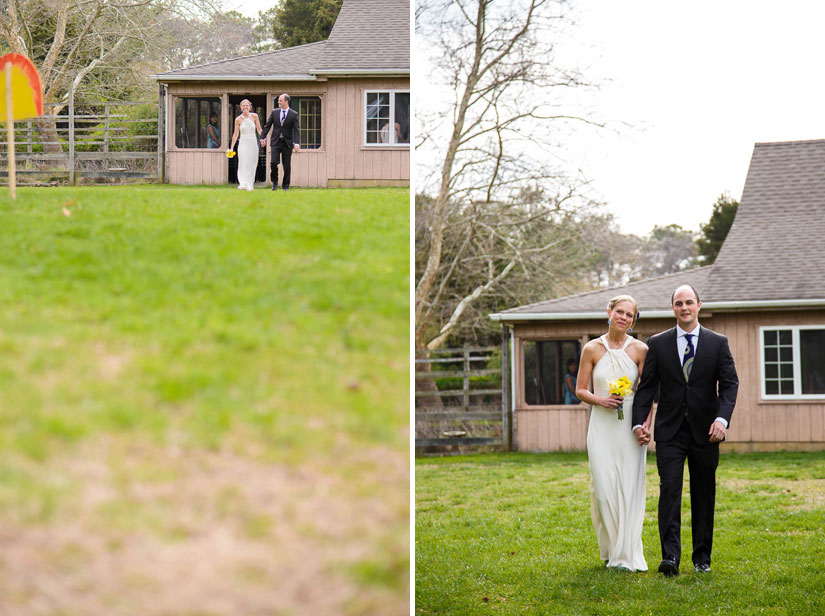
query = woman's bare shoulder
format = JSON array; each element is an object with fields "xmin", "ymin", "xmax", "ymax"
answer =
[{"xmin": 629, "ymin": 338, "xmax": 648, "ymax": 351}]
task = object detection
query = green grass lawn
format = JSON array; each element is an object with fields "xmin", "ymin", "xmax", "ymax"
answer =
[
  {"xmin": 416, "ymin": 451, "xmax": 825, "ymax": 615},
  {"xmin": 0, "ymin": 185, "xmax": 409, "ymax": 615}
]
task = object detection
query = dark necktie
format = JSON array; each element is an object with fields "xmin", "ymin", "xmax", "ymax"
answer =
[
  {"xmin": 280, "ymin": 110, "xmax": 286, "ymax": 124},
  {"xmin": 682, "ymin": 333, "xmax": 695, "ymax": 381}
]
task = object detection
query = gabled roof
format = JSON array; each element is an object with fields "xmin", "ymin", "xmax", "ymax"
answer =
[
  {"xmin": 155, "ymin": 42, "xmax": 325, "ymax": 80},
  {"xmin": 316, "ymin": 0, "xmax": 410, "ymax": 74},
  {"xmin": 493, "ymin": 138, "xmax": 825, "ymax": 322},
  {"xmin": 153, "ymin": 0, "xmax": 409, "ymax": 81}
]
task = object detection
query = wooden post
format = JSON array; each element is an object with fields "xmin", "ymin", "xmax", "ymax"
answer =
[
  {"xmin": 68, "ymin": 81, "xmax": 75, "ymax": 185},
  {"xmin": 104, "ymin": 102, "xmax": 110, "ymax": 153},
  {"xmin": 5, "ymin": 60, "xmax": 16, "ymax": 199},
  {"xmin": 502, "ymin": 325, "xmax": 512, "ymax": 452},
  {"xmin": 157, "ymin": 84, "xmax": 164, "ymax": 183},
  {"xmin": 463, "ymin": 345, "xmax": 471, "ymax": 412}
]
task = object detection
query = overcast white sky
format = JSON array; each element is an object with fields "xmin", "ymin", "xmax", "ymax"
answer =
[
  {"xmin": 230, "ymin": 0, "xmax": 274, "ymax": 18},
  {"xmin": 557, "ymin": 0, "xmax": 825, "ymax": 235}
]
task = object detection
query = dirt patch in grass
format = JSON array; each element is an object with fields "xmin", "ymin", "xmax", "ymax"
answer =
[
  {"xmin": 0, "ymin": 438, "xmax": 409, "ymax": 616},
  {"xmin": 721, "ymin": 477, "xmax": 825, "ymax": 511}
]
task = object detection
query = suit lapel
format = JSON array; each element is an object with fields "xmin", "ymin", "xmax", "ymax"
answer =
[
  {"xmin": 662, "ymin": 328, "xmax": 685, "ymax": 382},
  {"xmin": 690, "ymin": 329, "xmax": 714, "ymax": 381}
]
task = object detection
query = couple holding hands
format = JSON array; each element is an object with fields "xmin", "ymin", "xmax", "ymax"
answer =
[
  {"xmin": 228, "ymin": 93, "xmax": 300, "ymax": 191},
  {"xmin": 576, "ymin": 284, "xmax": 738, "ymax": 576}
]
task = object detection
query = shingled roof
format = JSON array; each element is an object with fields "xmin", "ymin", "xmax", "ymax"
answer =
[
  {"xmin": 155, "ymin": 42, "xmax": 325, "ymax": 80},
  {"xmin": 154, "ymin": 0, "xmax": 409, "ymax": 81},
  {"xmin": 493, "ymin": 139, "xmax": 825, "ymax": 321},
  {"xmin": 316, "ymin": 0, "xmax": 410, "ymax": 73}
]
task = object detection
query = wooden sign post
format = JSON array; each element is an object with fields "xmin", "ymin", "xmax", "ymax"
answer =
[
  {"xmin": 0, "ymin": 54, "xmax": 44, "ymax": 199},
  {"xmin": 5, "ymin": 60, "xmax": 15, "ymax": 198}
]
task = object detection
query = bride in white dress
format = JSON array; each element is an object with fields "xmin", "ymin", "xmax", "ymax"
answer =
[
  {"xmin": 576, "ymin": 294, "xmax": 652, "ymax": 571},
  {"xmin": 229, "ymin": 99, "xmax": 263, "ymax": 190}
]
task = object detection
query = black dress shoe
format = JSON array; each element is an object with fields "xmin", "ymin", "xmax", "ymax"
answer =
[
  {"xmin": 694, "ymin": 563, "xmax": 711, "ymax": 572},
  {"xmin": 282, "ymin": 187, "xmax": 289, "ymax": 191},
  {"xmin": 271, "ymin": 184, "xmax": 278, "ymax": 191},
  {"xmin": 658, "ymin": 559, "xmax": 679, "ymax": 577}
]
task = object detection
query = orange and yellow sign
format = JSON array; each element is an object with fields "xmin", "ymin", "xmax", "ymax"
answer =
[
  {"xmin": 0, "ymin": 53, "xmax": 43, "ymax": 120},
  {"xmin": 2, "ymin": 53, "xmax": 43, "ymax": 199}
]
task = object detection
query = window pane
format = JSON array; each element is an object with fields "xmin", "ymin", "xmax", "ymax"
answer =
[
  {"xmin": 780, "ymin": 346, "xmax": 793, "ymax": 362},
  {"xmin": 524, "ymin": 340, "xmax": 580, "ymax": 405},
  {"xmin": 175, "ymin": 97, "xmax": 221, "ymax": 149},
  {"xmin": 524, "ymin": 341, "xmax": 539, "ymax": 405},
  {"xmin": 779, "ymin": 363, "xmax": 794, "ymax": 380},
  {"xmin": 366, "ymin": 91, "xmax": 391, "ymax": 144},
  {"xmin": 291, "ymin": 96, "xmax": 321, "ymax": 150},
  {"xmin": 764, "ymin": 330, "xmax": 777, "ymax": 346},
  {"xmin": 174, "ymin": 98, "xmax": 185, "ymax": 147},
  {"xmin": 765, "ymin": 347, "xmax": 777, "ymax": 362},
  {"xmin": 800, "ymin": 329, "xmax": 825, "ymax": 394},
  {"xmin": 765, "ymin": 380, "xmax": 779, "ymax": 395},
  {"xmin": 779, "ymin": 330, "xmax": 792, "ymax": 345},
  {"xmin": 393, "ymin": 92, "xmax": 410, "ymax": 144},
  {"xmin": 765, "ymin": 364, "xmax": 778, "ymax": 379}
]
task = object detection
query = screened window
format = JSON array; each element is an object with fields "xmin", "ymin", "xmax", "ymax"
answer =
[
  {"xmin": 175, "ymin": 97, "xmax": 221, "ymax": 149},
  {"xmin": 523, "ymin": 340, "xmax": 581, "ymax": 405},
  {"xmin": 761, "ymin": 327, "xmax": 825, "ymax": 399},
  {"xmin": 365, "ymin": 90, "xmax": 409, "ymax": 146},
  {"xmin": 290, "ymin": 96, "xmax": 322, "ymax": 149}
]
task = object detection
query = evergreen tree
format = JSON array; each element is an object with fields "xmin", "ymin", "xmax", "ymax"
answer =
[
  {"xmin": 254, "ymin": 0, "xmax": 343, "ymax": 50},
  {"xmin": 696, "ymin": 194, "xmax": 739, "ymax": 264}
]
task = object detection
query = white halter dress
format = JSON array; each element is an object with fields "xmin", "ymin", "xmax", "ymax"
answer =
[
  {"xmin": 586, "ymin": 335, "xmax": 648, "ymax": 571},
  {"xmin": 236, "ymin": 116, "xmax": 259, "ymax": 190}
]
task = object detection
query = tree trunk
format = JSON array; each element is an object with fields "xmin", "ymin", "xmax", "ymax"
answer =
[
  {"xmin": 414, "ymin": 348, "xmax": 444, "ymax": 411},
  {"xmin": 35, "ymin": 117, "xmax": 67, "ymax": 157}
]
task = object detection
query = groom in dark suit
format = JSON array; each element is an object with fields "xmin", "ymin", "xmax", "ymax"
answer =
[
  {"xmin": 260, "ymin": 93, "xmax": 300, "ymax": 190},
  {"xmin": 632, "ymin": 285, "xmax": 738, "ymax": 576}
]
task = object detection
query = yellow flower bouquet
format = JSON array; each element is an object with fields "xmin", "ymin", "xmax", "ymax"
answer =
[
  {"xmin": 607, "ymin": 375, "xmax": 633, "ymax": 420},
  {"xmin": 226, "ymin": 150, "xmax": 236, "ymax": 158}
]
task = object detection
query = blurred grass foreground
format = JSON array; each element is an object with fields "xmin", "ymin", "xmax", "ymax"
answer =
[{"xmin": 0, "ymin": 186, "xmax": 410, "ymax": 615}]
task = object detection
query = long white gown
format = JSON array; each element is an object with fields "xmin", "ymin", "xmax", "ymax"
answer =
[
  {"xmin": 586, "ymin": 335, "xmax": 648, "ymax": 571},
  {"xmin": 237, "ymin": 116, "xmax": 258, "ymax": 190}
]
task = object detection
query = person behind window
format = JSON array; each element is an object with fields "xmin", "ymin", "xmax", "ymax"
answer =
[
  {"xmin": 564, "ymin": 359, "xmax": 580, "ymax": 404},
  {"xmin": 207, "ymin": 113, "xmax": 220, "ymax": 149}
]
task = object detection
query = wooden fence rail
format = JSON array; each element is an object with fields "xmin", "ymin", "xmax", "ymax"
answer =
[
  {"xmin": 415, "ymin": 344, "xmax": 510, "ymax": 453},
  {"xmin": 0, "ymin": 91, "xmax": 160, "ymax": 185}
]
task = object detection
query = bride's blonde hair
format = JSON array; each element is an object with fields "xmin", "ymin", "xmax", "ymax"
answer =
[
  {"xmin": 607, "ymin": 294, "xmax": 639, "ymax": 326},
  {"xmin": 240, "ymin": 99, "xmax": 253, "ymax": 111}
]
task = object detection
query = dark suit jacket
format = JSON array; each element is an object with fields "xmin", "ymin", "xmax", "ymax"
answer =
[
  {"xmin": 260, "ymin": 107, "xmax": 300, "ymax": 149},
  {"xmin": 632, "ymin": 326, "xmax": 738, "ymax": 444}
]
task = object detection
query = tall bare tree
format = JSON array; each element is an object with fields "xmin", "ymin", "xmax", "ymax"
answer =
[
  {"xmin": 0, "ymin": 0, "xmax": 220, "ymax": 153},
  {"xmin": 415, "ymin": 0, "xmax": 601, "ymax": 351}
]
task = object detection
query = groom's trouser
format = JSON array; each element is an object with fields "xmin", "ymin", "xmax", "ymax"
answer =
[
  {"xmin": 271, "ymin": 139, "xmax": 293, "ymax": 189},
  {"xmin": 656, "ymin": 416, "xmax": 719, "ymax": 566}
]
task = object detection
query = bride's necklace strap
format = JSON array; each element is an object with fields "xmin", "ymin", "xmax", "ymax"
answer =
[{"xmin": 602, "ymin": 333, "xmax": 627, "ymax": 350}]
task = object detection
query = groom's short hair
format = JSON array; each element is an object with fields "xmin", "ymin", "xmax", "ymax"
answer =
[{"xmin": 671, "ymin": 285, "xmax": 700, "ymax": 305}]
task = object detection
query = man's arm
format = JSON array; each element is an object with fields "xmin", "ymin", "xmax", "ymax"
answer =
[
  {"xmin": 292, "ymin": 111, "xmax": 301, "ymax": 150},
  {"xmin": 260, "ymin": 111, "xmax": 273, "ymax": 143},
  {"xmin": 632, "ymin": 337, "xmax": 658, "ymax": 427},
  {"xmin": 715, "ymin": 336, "xmax": 738, "ymax": 426}
]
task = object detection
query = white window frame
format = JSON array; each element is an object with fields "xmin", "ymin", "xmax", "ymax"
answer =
[
  {"xmin": 363, "ymin": 90, "xmax": 409, "ymax": 147},
  {"xmin": 759, "ymin": 325, "xmax": 825, "ymax": 400}
]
